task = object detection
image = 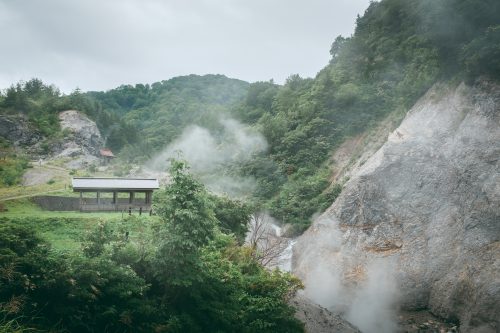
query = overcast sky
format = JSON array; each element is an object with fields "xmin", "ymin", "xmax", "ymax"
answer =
[{"xmin": 0, "ymin": 0, "xmax": 370, "ymax": 93}]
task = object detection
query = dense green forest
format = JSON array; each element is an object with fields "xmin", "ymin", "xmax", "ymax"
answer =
[{"xmin": 88, "ymin": 74, "xmax": 248, "ymax": 156}]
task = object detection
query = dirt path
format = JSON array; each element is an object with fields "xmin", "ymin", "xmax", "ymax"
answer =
[{"xmin": 22, "ymin": 164, "xmax": 69, "ymax": 186}]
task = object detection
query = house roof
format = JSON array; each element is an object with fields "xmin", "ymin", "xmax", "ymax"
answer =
[
  {"xmin": 100, "ymin": 148, "xmax": 115, "ymax": 157},
  {"xmin": 72, "ymin": 177, "xmax": 160, "ymax": 191}
]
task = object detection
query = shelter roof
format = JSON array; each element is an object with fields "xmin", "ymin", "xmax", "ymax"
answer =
[
  {"xmin": 99, "ymin": 148, "xmax": 115, "ymax": 157},
  {"xmin": 72, "ymin": 177, "xmax": 159, "ymax": 191}
]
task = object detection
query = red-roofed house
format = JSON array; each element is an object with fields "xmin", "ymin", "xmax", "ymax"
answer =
[{"xmin": 100, "ymin": 148, "xmax": 115, "ymax": 164}]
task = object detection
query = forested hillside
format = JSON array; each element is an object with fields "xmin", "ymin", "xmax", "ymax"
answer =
[
  {"xmin": 0, "ymin": 75, "xmax": 249, "ymax": 186},
  {"xmin": 234, "ymin": 0, "xmax": 500, "ymax": 233},
  {"xmin": 0, "ymin": 79, "xmax": 135, "ymax": 148},
  {"xmin": 87, "ymin": 75, "xmax": 249, "ymax": 159}
]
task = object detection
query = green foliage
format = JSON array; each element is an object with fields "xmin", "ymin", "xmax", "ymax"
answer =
[
  {"xmin": 462, "ymin": 25, "xmax": 500, "ymax": 81},
  {"xmin": 268, "ymin": 169, "xmax": 341, "ymax": 235},
  {"xmin": 0, "ymin": 162, "xmax": 304, "ymax": 332},
  {"xmin": 81, "ymin": 220, "xmax": 117, "ymax": 257},
  {"xmin": 88, "ymin": 74, "xmax": 249, "ymax": 161},
  {"xmin": 212, "ymin": 195, "xmax": 252, "ymax": 243},
  {"xmin": 62, "ymin": 256, "xmax": 152, "ymax": 332},
  {"xmin": 0, "ymin": 223, "xmax": 153, "ymax": 332},
  {"xmin": 191, "ymin": 237, "xmax": 304, "ymax": 333},
  {"xmin": 1, "ymin": 79, "xmax": 61, "ymax": 136},
  {"xmin": 153, "ymin": 160, "xmax": 218, "ymax": 287},
  {"xmin": 0, "ymin": 314, "xmax": 35, "ymax": 333},
  {"xmin": 0, "ymin": 156, "xmax": 29, "ymax": 187}
]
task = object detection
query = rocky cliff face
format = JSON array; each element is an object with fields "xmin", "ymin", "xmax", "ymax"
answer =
[
  {"xmin": 53, "ymin": 110, "xmax": 104, "ymax": 168},
  {"xmin": 0, "ymin": 114, "xmax": 43, "ymax": 147},
  {"xmin": 293, "ymin": 82, "xmax": 499, "ymax": 333},
  {"xmin": 58, "ymin": 110, "xmax": 103, "ymax": 155},
  {"xmin": 57, "ymin": 110, "xmax": 102, "ymax": 150},
  {"xmin": 1, "ymin": 110, "xmax": 104, "ymax": 168}
]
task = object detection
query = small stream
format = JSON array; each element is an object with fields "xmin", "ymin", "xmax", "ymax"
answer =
[{"xmin": 246, "ymin": 217, "xmax": 296, "ymax": 272}]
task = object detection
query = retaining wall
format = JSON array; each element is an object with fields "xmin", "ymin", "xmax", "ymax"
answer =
[{"xmin": 31, "ymin": 196, "xmax": 80, "ymax": 211}]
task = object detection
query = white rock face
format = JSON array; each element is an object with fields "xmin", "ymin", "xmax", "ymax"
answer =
[
  {"xmin": 56, "ymin": 110, "xmax": 104, "ymax": 168},
  {"xmin": 293, "ymin": 82, "xmax": 500, "ymax": 333}
]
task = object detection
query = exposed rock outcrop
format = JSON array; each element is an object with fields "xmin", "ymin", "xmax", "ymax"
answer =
[
  {"xmin": 54, "ymin": 110, "xmax": 104, "ymax": 168},
  {"xmin": 0, "ymin": 114, "xmax": 43, "ymax": 147},
  {"xmin": 0, "ymin": 110, "xmax": 104, "ymax": 169},
  {"xmin": 292, "ymin": 294, "xmax": 361, "ymax": 333},
  {"xmin": 293, "ymin": 82, "xmax": 500, "ymax": 332},
  {"xmin": 58, "ymin": 110, "xmax": 103, "ymax": 156}
]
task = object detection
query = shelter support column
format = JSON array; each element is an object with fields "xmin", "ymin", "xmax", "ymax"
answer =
[
  {"xmin": 97, "ymin": 191, "xmax": 100, "ymax": 206},
  {"xmin": 113, "ymin": 191, "xmax": 117, "ymax": 210},
  {"xmin": 79, "ymin": 192, "xmax": 82, "ymax": 211},
  {"xmin": 129, "ymin": 191, "xmax": 135, "ymax": 204}
]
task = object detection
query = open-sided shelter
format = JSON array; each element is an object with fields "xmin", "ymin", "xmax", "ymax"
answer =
[{"xmin": 72, "ymin": 177, "xmax": 159, "ymax": 212}]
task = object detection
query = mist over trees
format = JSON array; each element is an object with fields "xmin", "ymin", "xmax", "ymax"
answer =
[
  {"xmin": 233, "ymin": 0, "xmax": 500, "ymax": 232},
  {"xmin": 87, "ymin": 74, "xmax": 249, "ymax": 160}
]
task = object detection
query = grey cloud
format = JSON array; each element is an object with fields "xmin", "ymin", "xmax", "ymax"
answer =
[{"xmin": 0, "ymin": 0, "xmax": 370, "ymax": 92}]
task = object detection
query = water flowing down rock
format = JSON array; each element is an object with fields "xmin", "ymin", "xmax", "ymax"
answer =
[{"xmin": 293, "ymin": 81, "xmax": 500, "ymax": 333}]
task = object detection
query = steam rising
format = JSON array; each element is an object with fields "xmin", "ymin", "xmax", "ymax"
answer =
[
  {"xmin": 150, "ymin": 117, "xmax": 267, "ymax": 197},
  {"xmin": 300, "ymin": 216, "xmax": 399, "ymax": 333},
  {"xmin": 150, "ymin": 117, "xmax": 401, "ymax": 332},
  {"xmin": 346, "ymin": 258, "xmax": 398, "ymax": 333}
]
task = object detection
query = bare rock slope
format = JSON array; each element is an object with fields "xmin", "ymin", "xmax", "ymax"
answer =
[
  {"xmin": 292, "ymin": 294, "xmax": 361, "ymax": 333},
  {"xmin": 55, "ymin": 110, "xmax": 104, "ymax": 168},
  {"xmin": 293, "ymin": 82, "xmax": 499, "ymax": 332},
  {"xmin": 0, "ymin": 114, "xmax": 43, "ymax": 148}
]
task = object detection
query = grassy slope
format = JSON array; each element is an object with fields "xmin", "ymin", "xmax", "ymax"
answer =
[{"xmin": 0, "ymin": 199, "xmax": 157, "ymax": 251}]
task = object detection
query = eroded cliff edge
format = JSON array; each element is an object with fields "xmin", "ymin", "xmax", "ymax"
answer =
[{"xmin": 293, "ymin": 82, "xmax": 499, "ymax": 332}]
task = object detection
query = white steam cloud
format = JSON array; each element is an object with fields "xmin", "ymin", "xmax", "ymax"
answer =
[
  {"xmin": 299, "ymin": 215, "xmax": 399, "ymax": 333},
  {"xmin": 150, "ymin": 117, "xmax": 267, "ymax": 197},
  {"xmin": 346, "ymin": 258, "xmax": 398, "ymax": 333}
]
